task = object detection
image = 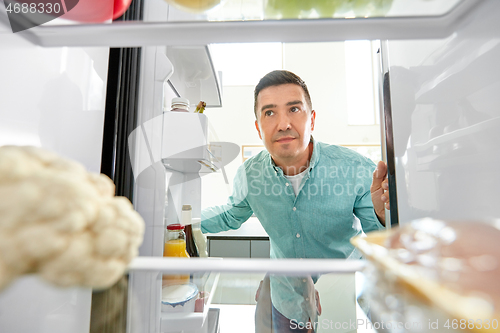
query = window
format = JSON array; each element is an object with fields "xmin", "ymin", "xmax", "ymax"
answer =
[
  {"xmin": 209, "ymin": 43, "xmax": 283, "ymax": 86},
  {"xmin": 345, "ymin": 40, "xmax": 379, "ymax": 125}
]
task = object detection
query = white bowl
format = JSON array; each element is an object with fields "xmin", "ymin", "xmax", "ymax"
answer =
[{"xmin": 161, "ymin": 283, "xmax": 199, "ymax": 313}]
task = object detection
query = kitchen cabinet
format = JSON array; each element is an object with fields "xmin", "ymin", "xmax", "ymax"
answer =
[
  {"xmin": 209, "ymin": 239, "xmax": 250, "ymax": 258},
  {"xmin": 249, "ymin": 240, "xmax": 270, "ymax": 259},
  {"xmin": 206, "ymin": 217, "xmax": 270, "ymax": 258},
  {"xmin": 207, "ymin": 238, "xmax": 270, "ymax": 258}
]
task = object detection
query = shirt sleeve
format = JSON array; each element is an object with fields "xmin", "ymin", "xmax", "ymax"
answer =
[
  {"xmin": 353, "ymin": 159, "xmax": 385, "ymax": 233},
  {"xmin": 201, "ymin": 163, "xmax": 254, "ymax": 233}
]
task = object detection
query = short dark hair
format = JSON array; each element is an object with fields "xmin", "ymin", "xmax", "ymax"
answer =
[{"xmin": 254, "ymin": 70, "xmax": 312, "ymax": 118}]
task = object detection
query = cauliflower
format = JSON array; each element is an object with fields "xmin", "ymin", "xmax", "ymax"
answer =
[{"xmin": 0, "ymin": 146, "xmax": 145, "ymax": 290}]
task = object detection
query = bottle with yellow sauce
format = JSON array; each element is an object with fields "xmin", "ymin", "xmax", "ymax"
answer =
[{"xmin": 163, "ymin": 223, "xmax": 190, "ymax": 285}]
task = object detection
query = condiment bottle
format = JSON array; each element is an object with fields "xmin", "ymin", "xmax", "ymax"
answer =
[
  {"xmin": 170, "ymin": 97, "xmax": 190, "ymax": 112},
  {"xmin": 194, "ymin": 101, "xmax": 206, "ymax": 113},
  {"xmin": 182, "ymin": 205, "xmax": 199, "ymax": 257},
  {"xmin": 192, "ymin": 218, "xmax": 208, "ymax": 257},
  {"xmin": 163, "ymin": 223, "xmax": 190, "ymax": 285}
]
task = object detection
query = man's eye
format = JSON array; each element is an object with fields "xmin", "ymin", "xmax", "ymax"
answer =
[
  {"xmin": 265, "ymin": 110, "xmax": 274, "ymax": 116},
  {"xmin": 290, "ymin": 106, "xmax": 300, "ymax": 112}
]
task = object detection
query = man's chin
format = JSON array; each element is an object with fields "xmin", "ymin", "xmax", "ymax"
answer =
[
  {"xmin": 267, "ymin": 142, "xmax": 303, "ymax": 159},
  {"xmin": 270, "ymin": 149, "xmax": 298, "ymax": 160}
]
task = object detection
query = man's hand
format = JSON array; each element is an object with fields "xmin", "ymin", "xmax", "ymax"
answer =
[
  {"xmin": 370, "ymin": 161, "xmax": 390, "ymax": 225},
  {"xmin": 315, "ymin": 289, "xmax": 322, "ymax": 316},
  {"xmin": 255, "ymin": 279, "xmax": 263, "ymax": 302}
]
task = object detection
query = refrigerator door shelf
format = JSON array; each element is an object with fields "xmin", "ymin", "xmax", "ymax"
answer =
[
  {"xmin": 161, "ymin": 272, "xmax": 220, "ymax": 332},
  {"xmin": 161, "ymin": 112, "xmax": 219, "ymax": 173},
  {"xmin": 162, "ymin": 155, "xmax": 219, "ymax": 173},
  {"xmin": 167, "ymin": 45, "xmax": 222, "ymax": 108},
  {"xmin": 412, "ymin": 117, "xmax": 500, "ymax": 153}
]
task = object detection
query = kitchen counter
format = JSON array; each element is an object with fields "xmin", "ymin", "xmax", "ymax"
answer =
[{"xmin": 205, "ymin": 216, "xmax": 269, "ymax": 240}]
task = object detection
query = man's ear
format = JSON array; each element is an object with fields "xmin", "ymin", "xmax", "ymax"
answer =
[
  {"xmin": 255, "ymin": 120, "xmax": 262, "ymax": 140},
  {"xmin": 310, "ymin": 110, "xmax": 316, "ymax": 131}
]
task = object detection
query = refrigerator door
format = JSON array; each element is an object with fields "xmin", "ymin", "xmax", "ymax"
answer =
[{"xmin": 382, "ymin": 0, "xmax": 500, "ymax": 223}]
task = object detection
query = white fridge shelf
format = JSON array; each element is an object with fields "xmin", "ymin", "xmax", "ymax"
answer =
[
  {"xmin": 126, "ymin": 257, "xmax": 366, "ymax": 332},
  {"xmin": 127, "ymin": 257, "xmax": 366, "ymax": 275},
  {"xmin": 0, "ymin": 0, "xmax": 484, "ymax": 47}
]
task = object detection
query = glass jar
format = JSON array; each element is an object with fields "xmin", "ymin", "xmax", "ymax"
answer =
[
  {"xmin": 170, "ymin": 97, "xmax": 190, "ymax": 112},
  {"xmin": 163, "ymin": 224, "xmax": 190, "ymax": 285},
  {"xmin": 164, "ymin": 223, "xmax": 189, "ymax": 257}
]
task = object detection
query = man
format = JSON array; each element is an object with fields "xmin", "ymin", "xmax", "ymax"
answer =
[{"xmin": 201, "ymin": 70, "xmax": 389, "ymax": 332}]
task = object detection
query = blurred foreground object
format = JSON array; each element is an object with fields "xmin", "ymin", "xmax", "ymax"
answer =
[
  {"xmin": 162, "ymin": 0, "xmax": 221, "ymax": 13},
  {"xmin": 0, "ymin": 146, "xmax": 145, "ymax": 291},
  {"xmin": 352, "ymin": 218, "xmax": 500, "ymax": 332},
  {"xmin": 57, "ymin": 0, "xmax": 132, "ymax": 22},
  {"xmin": 264, "ymin": 0, "xmax": 394, "ymax": 19}
]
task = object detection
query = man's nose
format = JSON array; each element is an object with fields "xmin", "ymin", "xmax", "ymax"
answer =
[{"xmin": 277, "ymin": 112, "xmax": 292, "ymax": 131}]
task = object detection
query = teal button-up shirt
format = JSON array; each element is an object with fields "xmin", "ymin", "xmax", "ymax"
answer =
[{"xmin": 201, "ymin": 139, "xmax": 384, "ymax": 322}]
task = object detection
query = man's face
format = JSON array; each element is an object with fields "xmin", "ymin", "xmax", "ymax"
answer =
[{"xmin": 255, "ymin": 84, "xmax": 316, "ymax": 163}]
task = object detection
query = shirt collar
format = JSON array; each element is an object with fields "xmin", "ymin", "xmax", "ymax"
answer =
[{"xmin": 309, "ymin": 136, "xmax": 320, "ymax": 170}]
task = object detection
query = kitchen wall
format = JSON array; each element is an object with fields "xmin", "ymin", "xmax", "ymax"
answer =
[{"xmin": 201, "ymin": 41, "xmax": 382, "ymax": 209}]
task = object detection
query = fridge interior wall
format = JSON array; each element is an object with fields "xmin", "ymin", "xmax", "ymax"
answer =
[
  {"xmin": 0, "ymin": 24, "xmax": 109, "ymax": 333},
  {"xmin": 385, "ymin": 0, "xmax": 500, "ymax": 223}
]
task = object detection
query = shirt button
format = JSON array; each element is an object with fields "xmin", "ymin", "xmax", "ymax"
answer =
[
  {"xmin": 293, "ymin": 207, "xmax": 296, "ymax": 211},
  {"xmin": 296, "ymin": 233, "xmax": 300, "ymax": 238},
  {"xmin": 286, "ymin": 183, "xmax": 289, "ymax": 186},
  {"xmin": 302, "ymin": 279, "xmax": 307, "ymax": 282},
  {"xmin": 305, "ymin": 297, "xmax": 310, "ymax": 301}
]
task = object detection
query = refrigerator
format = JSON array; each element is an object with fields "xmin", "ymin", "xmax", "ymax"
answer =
[{"xmin": 1, "ymin": 0, "xmax": 499, "ymax": 332}]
